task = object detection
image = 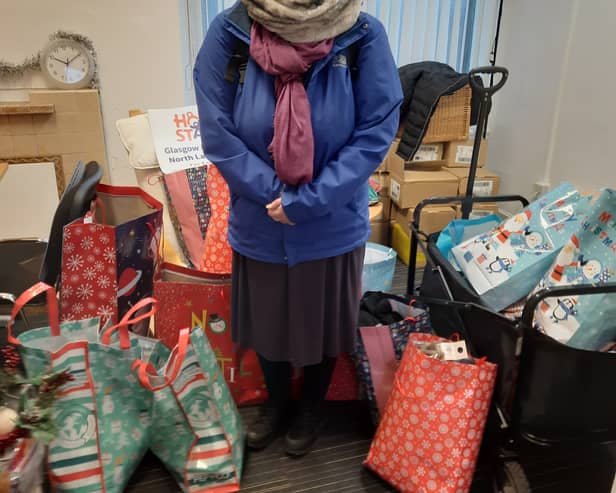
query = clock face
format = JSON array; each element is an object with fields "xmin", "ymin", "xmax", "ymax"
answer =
[{"xmin": 41, "ymin": 39, "xmax": 95, "ymax": 89}]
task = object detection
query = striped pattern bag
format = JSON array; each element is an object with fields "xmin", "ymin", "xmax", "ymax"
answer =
[
  {"xmin": 8, "ymin": 283, "xmax": 154, "ymax": 493},
  {"xmin": 134, "ymin": 326, "xmax": 244, "ymax": 492}
]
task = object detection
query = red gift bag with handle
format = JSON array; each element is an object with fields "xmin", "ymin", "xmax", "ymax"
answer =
[
  {"xmin": 59, "ymin": 184, "xmax": 163, "ymax": 330},
  {"xmin": 365, "ymin": 333, "xmax": 497, "ymax": 493},
  {"xmin": 153, "ymin": 262, "xmax": 266, "ymax": 406}
]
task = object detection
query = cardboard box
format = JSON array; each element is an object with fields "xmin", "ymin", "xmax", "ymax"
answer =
[
  {"xmin": 455, "ymin": 202, "xmax": 501, "ymax": 219},
  {"xmin": 369, "ymin": 202, "xmax": 384, "ymax": 222},
  {"xmin": 389, "ymin": 169, "xmax": 458, "ymax": 209},
  {"xmin": 448, "ymin": 168, "xmax": 500, "ymax": 196},
  {"xmin": 369, "ymin": 219, "xmax": 390, "ymax": 245},
  {"xmin": 393, "ymin": 204, "xmax": 456, "ymax": 237},
  {"xmin": 443, "ymin": 139, "xmax": 488, "ymax": 168},
  {"xmin": 386, "ymin": 139, "xmax": 446, "ymax": 176}
]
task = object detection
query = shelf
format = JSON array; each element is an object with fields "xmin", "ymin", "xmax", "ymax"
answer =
[{"xmin": 0, "ymin": 103, "xmax": 55, "ymax": 115}]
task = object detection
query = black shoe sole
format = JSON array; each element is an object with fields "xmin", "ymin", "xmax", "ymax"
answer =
[
  {"xmin": 246, "ymin": 432, "xmax": 279, "ymax": 451},
  {"xmin": 284, "ymin": 435, "xmax": 318, "ymax": 457}
]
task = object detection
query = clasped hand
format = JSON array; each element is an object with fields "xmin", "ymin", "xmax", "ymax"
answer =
[{"xmin": 266, "ymin": 197, "xmax": 294, "ymax": 226}]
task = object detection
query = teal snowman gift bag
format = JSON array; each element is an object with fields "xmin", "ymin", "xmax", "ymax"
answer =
[
  {"xmin": 7, "ymin": 282, "xmax": 155, "ymax": 493},
  {"xmin": 132, "ymin": 325, "xmax": 245, "ymax": 492},
  {"xmin": 533, "ymin": 188, "xmax": 616, "ymax": 350},
  {"xmin": 452, "ymin": 182, "xmax": 586, "ymax": 311}
]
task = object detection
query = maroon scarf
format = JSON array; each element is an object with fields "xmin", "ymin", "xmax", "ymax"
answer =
[{"xmin": 249, "ymin": 23, "xmax": 334, "ymax": 186}]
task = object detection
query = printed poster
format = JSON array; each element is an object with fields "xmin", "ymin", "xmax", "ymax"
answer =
[{"xmin": 148, "ymin": 105, "xmax": 211, "ymax": 174}]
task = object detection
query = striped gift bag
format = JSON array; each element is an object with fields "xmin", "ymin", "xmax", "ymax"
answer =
[
  {"xmin": 134, "ymin": 326, "xmax": 244, "ymax": 492},
  {"xmin": 8, "ymin": 283, "xmax": 154, "ymax": 492}
]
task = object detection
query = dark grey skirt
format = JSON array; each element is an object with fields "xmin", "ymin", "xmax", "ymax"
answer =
[{"xmin": 231, "ymin": 246, "xmax": 365, "ymax": 367}]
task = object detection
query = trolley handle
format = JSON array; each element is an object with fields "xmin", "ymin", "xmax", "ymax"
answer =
[
  {"xmin": 521, "ymin": 283, "xmax": 616, "ymax": 329},
  {"xmin": 469, "ymin": 66, "xmax": 509, "ymax": 96}
]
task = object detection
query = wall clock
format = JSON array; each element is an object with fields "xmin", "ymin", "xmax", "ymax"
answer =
[{"xmin": 40, "ymin": 38, "xmax": 95, "ymax": 89}]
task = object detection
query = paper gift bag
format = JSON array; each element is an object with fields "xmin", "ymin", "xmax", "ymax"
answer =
[
  {"xmin": 534, "ymin": 188, "xmax": 616, "ymax": 350},
  {"xmin": 133, "ymin": 327, "xmax": 244, "ymax": 492},
  {"xmin": 8, "ymin": 283, "xmax": 154, "ymax": 493},
  {"xmin": 59, "ymin": 184, "xmax": 163, "ymax": 330},
  {"xmin": 365, "ymin": 333, "xmax": 497, "ymax": 493},
  {"xmin": 355, "ymin": 304, "xmax": 432, "ymax": 425},
  {"xmin": 153, "ymin": 262, "xmax": 265, "ymax": 406},
  {"xmin": 452, "ymin": 182, "xmax": 585, "ymax": 311},
  {"xmin": 162, "ymin": 165, "xmax": 210, "ymax": 269},
  {"xmin": 199, "ymin": 165, "xmax": 232, "ymax": 274}
]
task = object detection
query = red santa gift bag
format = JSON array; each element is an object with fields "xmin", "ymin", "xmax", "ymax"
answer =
[
  {"xmin": 365, "ymin": 333, "xmax": 497, "ymax": 493},
  {"xmin": 60, "ymin": 184, "xmax": 163, "ymax": 331},
  {"xmin": 153, "ymin": 262, "xmax": 265, "ymax": 405}
]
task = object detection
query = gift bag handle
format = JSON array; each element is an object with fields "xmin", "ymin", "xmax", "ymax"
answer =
[
  {"xmin": 132, "ymin": 327, "xmax": 190, "ymax": 391},
  {"xmin": 8, "ymin": 282, "xmax": 60, "ymax": 345},
  {"xmin": 100, "ymin": 297, "xmax": 158, "ymax": 349}
]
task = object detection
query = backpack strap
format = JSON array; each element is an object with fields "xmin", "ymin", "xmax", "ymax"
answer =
[
  {"xmin": 224, "ymin": 38, "xmax": 249, "ymax": 84},
  {"xmin": 347, "ymin": 41, "xmax": 360, "ymax": 80}
]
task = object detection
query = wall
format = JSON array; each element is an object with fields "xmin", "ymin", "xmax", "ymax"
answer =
[
  {"xmin": 487, "ymin": 0, "xmax": 576, "ymax": 199},
  {"xmin": 489, "ymin": 0, "xmax": 616, "ymax": 199},
  {"xmin": 0, "ymin": 0, "xmax": 191, "ymax": 186},
  {"xmin": 548, "ymin": 0, "xmax": 616, "ymax": 191}
]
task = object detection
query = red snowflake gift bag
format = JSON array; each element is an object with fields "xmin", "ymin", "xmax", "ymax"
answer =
[
  {"xmin": 153, "ymin": 262, "xmax": 266, "ymax": 405},
  {"xmin": 365, "ymin": 333, "xmax": 497, "ymax": 493},
  {"xmin": 59, "ymin": 184, "xmax": 163, "ymax": 331},
  {"xmin": 199, "ymin": 164, "xmax": 232, "ymax": 274}
]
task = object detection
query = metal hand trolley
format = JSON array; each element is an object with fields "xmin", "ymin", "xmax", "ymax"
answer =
[{"xmin": 405, "ymin": 67, "xmax": 616, "ymax": 492}]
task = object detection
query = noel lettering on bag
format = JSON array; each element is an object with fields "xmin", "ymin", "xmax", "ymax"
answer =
[{"xmin": 190, "ymin": 308, "xmax": 252, "ymax": 385}]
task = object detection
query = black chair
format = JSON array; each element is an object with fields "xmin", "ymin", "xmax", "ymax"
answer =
[{"xmin": 0, "ymin": 161, "xmax": 103, "ymax": 339}]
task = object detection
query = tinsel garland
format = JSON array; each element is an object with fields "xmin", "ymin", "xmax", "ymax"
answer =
[{"xmin": 0, "ymin": 30, "xmax": 98, "ymax": 87}]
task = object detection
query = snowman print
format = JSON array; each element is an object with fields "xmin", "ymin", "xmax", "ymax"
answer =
[{"xmin": 209, "ymin": 314, "xmax": 227, "ymax": 334}]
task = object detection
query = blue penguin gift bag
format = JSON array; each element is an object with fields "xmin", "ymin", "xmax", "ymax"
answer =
[
  {"xmin": 451, "ymin": 182, "xmax": 586, "ymax": 311},
  {"xmin": 534, "ymin": 188, "xmax": 616, "ymax": 350}
]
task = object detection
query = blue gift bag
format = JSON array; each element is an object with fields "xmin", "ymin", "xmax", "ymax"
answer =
[
  {"xmin": 452, "ymin": 183, "xmax": 586, "ymax": 311},
  {"xmin": 534, "ymin": 188, "xmax": 616, "ymax": 350}
]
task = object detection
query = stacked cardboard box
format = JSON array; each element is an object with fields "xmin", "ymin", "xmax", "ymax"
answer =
[{"xmin": 368, "ymin": 167, "xmax": 391, "ymax": 245}]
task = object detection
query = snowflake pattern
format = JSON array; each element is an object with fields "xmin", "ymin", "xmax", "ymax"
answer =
[
  {"xmin": 64, "ymin": 242, "xmax": 75, "ymax": 253},
  {"xmin": 364, "ymin": 333, "xmax": 497, "ymax": 493},
  {"xmin": 97, "ymin": 305, "xmax": 115, "ymax": 321},
  {"xmin": 81, "ymin": 237, "xmax": 94, "ymax": 249},
  {"xmin": 77, "ymin": 283, "xmax": 93, "ymax": 300},
  {"xmin": 103, "ymin": 248, "xmax": 115, "ymax": 264},
  {"xmin": 98, "ymin": 276, "xmax": 111, "ymax": 289},
  {"xmin": 72, "ymin": 302, "xmax": 84, "ymax": 314},
  {"xmin": 83, "ymin": 267, "xmax": 97, "ymax": 281},
  {"xmin": 99, "ymin": 233, "xmax": 111, "ymax": 244},
  {"xmin": 66, "ymin": 254, "xmax": 84, "ymax": 271},
  {"xmin": 95, "ymin": 261, "xmax": 105, "ymax": 272}
]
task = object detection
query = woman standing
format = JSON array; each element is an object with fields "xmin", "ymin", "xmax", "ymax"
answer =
[{"xmin": 194, "ymin": 0, "xmax": 402, "ymax": 457}]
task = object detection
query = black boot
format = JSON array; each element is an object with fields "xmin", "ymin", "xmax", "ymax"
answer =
[
  {"xmin": 247, "ymin": 355, "xmax": 292, "ymax": 450},
  {"xmin": 246, "ymin": 405, "xmax": 284, "ymax": 450},
  {"xmin": 285, "ymin": 357, "xmax": 336, "ymax": 457},
  {"xmin": 285, "ymin": 404, "xmax": 322, "ymax": 456}
]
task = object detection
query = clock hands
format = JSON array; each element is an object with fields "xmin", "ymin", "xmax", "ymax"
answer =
[
  {"xmin": 52, "ymin": 56, "xmax": 68, "ymax": 65},
  {"xmin": 67, "ymin": 53, "xmax": 81, "ymax": 65}
]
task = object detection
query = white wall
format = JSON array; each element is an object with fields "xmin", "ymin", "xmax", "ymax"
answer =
[
  {"xmin": 0, "ymin": 0, "xmax": 192, "ymax": 186},
  {"xmin": 489, "ymin": 0, "xmax": 616, "ymax": 198},
  {"xmin": 487, "ymin": 0, "xmax": 575, "ymax": 199},
  {"xmin": 549, "ymin": 0, "xmax": 616, "ymax": 191}
]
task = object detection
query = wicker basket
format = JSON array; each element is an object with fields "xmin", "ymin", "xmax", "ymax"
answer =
[{"xmin": 422, "ymin": 85, "xmax": 471, "ymax": 143}]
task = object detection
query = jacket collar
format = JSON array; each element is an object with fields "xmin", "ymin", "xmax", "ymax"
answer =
[{"xmin": 225, "ymin": 1, "xmax": 368, "ymax": 51}]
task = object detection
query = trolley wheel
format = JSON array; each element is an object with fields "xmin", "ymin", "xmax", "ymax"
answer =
[{"xmin": 499, "ymin": 461, "xmax": 530, "ymax": 493}]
